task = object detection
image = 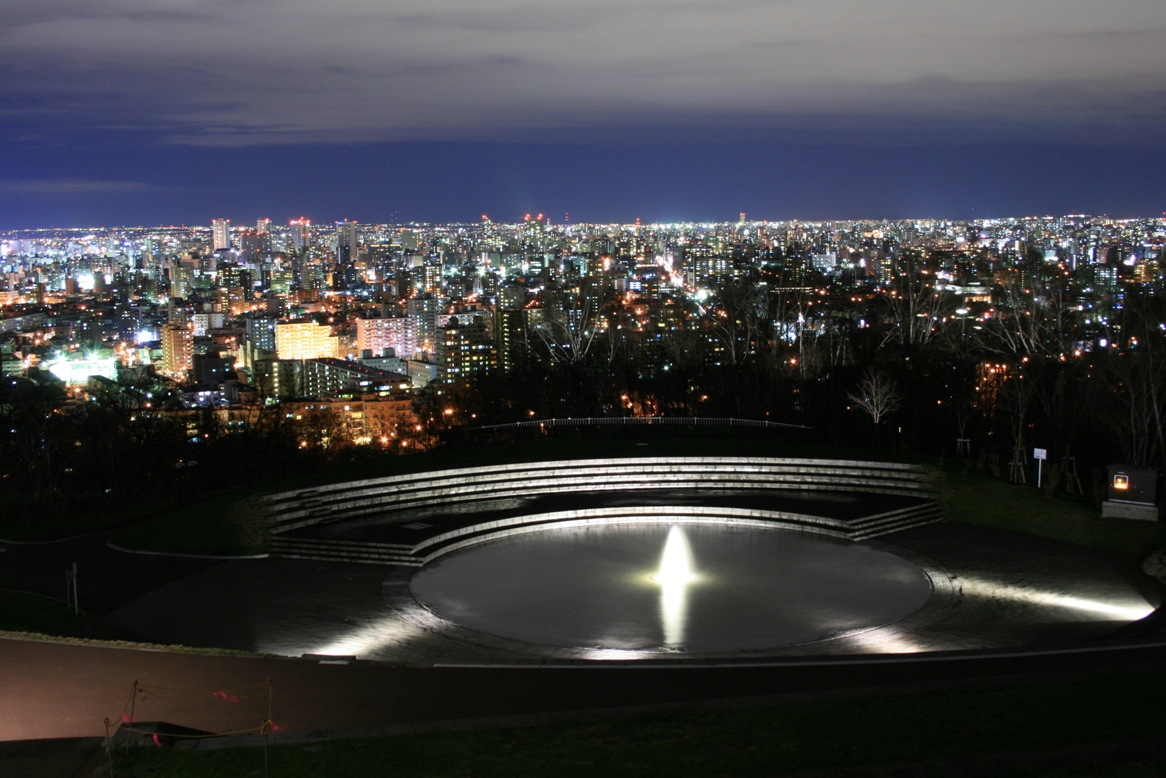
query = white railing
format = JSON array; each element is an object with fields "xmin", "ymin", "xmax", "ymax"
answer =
[{"xmin": 471, "ymin": 416, "xmax": 809, "ymax": 433}]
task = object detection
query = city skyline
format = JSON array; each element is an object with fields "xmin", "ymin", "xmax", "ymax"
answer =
[{"xmin": 2, "ymin": 0, "xmax": 1164, "ymax": 228}]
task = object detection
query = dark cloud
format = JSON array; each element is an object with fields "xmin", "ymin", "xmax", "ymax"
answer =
[
  {"xmin": 0, "ymin": 0, "xmax": 212, "ymax": 30},
  {"xmin": 0, "ymin": 178, "xmax": 160, "ymax": 195},
  {"xmin": 1, "ymin": 0, "xmax": 1162, "ymax": 148}
]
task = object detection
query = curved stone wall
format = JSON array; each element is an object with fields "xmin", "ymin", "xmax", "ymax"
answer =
[{"xmin": 267, "ymin": 457, "xmax": 943, "ymax": 565}]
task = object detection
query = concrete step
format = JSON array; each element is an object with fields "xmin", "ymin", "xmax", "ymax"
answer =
[
  {"xmin": 852, "ymin": 513, "xmax": 944, "ymax": 540},
  {"xmin": 274, "ymin": 550, "xmax": 423, "ymax": 567},
  {"xmin": 850, "ymin": 504, "xmax": 940, "ymax": 528},
  {"xmin": 269, "ymin": 536, "xmax": 413, "ymax": 551},
  {"xmin": 269, "ymin": 538, "xmax": 421, "ymax": 566}
]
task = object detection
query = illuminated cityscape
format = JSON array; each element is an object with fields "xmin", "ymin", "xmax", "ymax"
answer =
[
  {"xmin": 3, "ymin": 0, "xmax": 1166, "ymax": 770},
  {"xmin": 2, "ymin": 212, "xmax": 1165, "ymax": 510}
]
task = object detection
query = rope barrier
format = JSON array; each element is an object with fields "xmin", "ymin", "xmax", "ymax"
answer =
[
  {"xmin": 111, "ymin": 678, "xmax": 275, "ymax": 748},
  {"xmin": 131, "ymin": 679, "xmax": 271, "ymax": 703},
  {"xmin": 117, "ymin": 720, "xmax": 273, "ymax": 739}
]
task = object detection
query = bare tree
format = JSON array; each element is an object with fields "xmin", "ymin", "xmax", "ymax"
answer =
[
  {"xmin": 0, "ymin": 379, "xmax": 73, "ymax": 520},
  {"xmin": 877, "ymin": 253, "xmax": 957, "ymax": 353},
  {"xmin": 999, "ymin": 362, "xmax": 1035, "ymax": 480},
  {"xmin": 979, "ymin": 266, "xmax": 1079, "ymax": 359},
  {"xmin": 1098, "ymin": 344, "xmax": 1166, "ymax": 468},
  {"xmin": 848, "ymin": 369, "xmax": 904, "ymax": 426},
  {"xmin": 706, "ymin": 276, "xmax": 763, "ymax": 369},
  {"xmin": 530, "ymin": 290, "xmax": 611, "ymax": 366}
]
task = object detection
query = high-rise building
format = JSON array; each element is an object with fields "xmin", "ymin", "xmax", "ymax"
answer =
[
  {"xmin": 493, "ymin": 308, "xmax": 531, "ymax": 372},
  {"xmin": 436, "ymin": 314, "xmax": 496, "ymax": 383},
  {"xmin": 336, "ymin": 221, "xmax": 358, "ymax": 264},
  {"xmin": 407, "ymin": 294, "xmax": 439, "ymax": 355},
  {"xmin": 356, "ymin": 316, "xmax": 418, "ymax": 359},
  {"xmin": 290, "ymin": 218, "xmax": 311, "ymax": 252},
  {"xmin": 218, "ymin": 262, "xmax": 249, "ymax": 316},
  {"xmin": 245, "ymin": 316, "xmax": 278, "ymax": 353},
  {"xmin": 423, "ymin": 263, "xmax": 442, "ymax": 295},
  {"xmin": 297, "ymin": 261, "xmax": 327, "ymax": 301},
  {"xmin": 275, "ymin": 320, "xmax": 338, "ymax": 360},
  {"xmin": 169, "ymin": 263, "xmax": 193, "ymax": 300},
  {"xmin": 160, "ymin": 322, "xmax": 193, "ymax": 379},
  {"xmin": 256, "ymin": 218, "xmax": 272, "ymax": 234},
  {"xmin": 212, "ymin": 219, "xmax": 231, "ymax": 252}
]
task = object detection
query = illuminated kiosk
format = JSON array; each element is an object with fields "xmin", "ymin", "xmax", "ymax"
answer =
[
  {"xmin": 1102, "ymin": 464, "xmax": 1162, "ymax": 522},
  {"xmin": 265, "ymin": 457, "xmax": 956, "ymax": 658}
]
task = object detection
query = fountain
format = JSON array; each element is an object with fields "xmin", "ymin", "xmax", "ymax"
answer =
[
  {"xmin": 403, "ymin": 521, "xmax": 945, "ymax": 657},
  {"xmin": 652, "ymin": 524, "xmax": 697, "ymax": 647}
]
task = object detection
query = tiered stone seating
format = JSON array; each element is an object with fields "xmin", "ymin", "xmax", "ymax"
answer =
[{"xmin": 266, "ymin": 457, "xmax": 942, "ymax": 565}]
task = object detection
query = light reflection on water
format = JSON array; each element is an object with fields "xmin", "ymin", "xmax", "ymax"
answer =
[
  {"xmin": 408, "ymin": 523, "xmax": 934, "ymax": 654},
  {"xmin": 653, "ymin": 525, "xmax": 698, "ymax": 647}
]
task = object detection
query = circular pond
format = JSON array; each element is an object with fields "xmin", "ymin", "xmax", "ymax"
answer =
[{"xmin": 406, "ymin": 522, "xmax": 939, "ymax": 655}]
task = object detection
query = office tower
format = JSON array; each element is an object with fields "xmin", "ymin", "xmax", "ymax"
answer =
[
  {"xmin": 212, "ymin": 219, "xmax": 231, "ymax": 251},
  {"xmin": 256, "ymin": 218, "xmax": 272, "ymax": 234},
  {"xmin": 336, "ymin": 221, "xmax": 358, "ymax": 264},
  {"xmin": 290, "ymin": 218, "xmax": 311, "ymax": 252}
]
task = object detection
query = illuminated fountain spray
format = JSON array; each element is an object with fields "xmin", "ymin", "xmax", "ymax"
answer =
[{"xmin": 652, "ymin": 524, "xmax": 697, "ymax": 647}]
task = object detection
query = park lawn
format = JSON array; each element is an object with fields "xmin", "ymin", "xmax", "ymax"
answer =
[
  {"xmin": 939, "ymin": 468, "xmax": 1166, "ymax": 558},
  {"xmin": 0, "ymin": 590, "xmax": 124, "ymax": 640},
  {"xmin": 110, "ymin": 667, "xmax": 1166, "ymax": 777},
  {"xmin": 110, "ymin": 490, "xmax": 275, "ymax": 557},
  {"xmin": 0, "ymin": 493, "xmax": 151, "ymax": 542}
]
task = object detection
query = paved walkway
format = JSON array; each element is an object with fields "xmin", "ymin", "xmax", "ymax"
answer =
[
  {"xmin": 0, "ymin": 531, "xmax": 217, "ymax": 620},
  {"xmin": 99, "ymin": 523, "xmax": 1165, "ymax": 663},
  {"xmin": 6, "ymin": 633, "xmax": 1166, "ymax": 743},
  {"xmin": 2, "ymin": 520, "xmax": 1165, "ymax": 747}
]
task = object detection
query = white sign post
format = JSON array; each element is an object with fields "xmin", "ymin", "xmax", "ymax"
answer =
[{"xmin": 1033, "ymin": 448, "xmax": 1048, "ymax": 489}]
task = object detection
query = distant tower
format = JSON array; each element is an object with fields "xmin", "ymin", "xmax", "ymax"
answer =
[
  {"xmin": 739, "ymin": 212, "xmax": 747, "ymax": 225},
  {"xmin": 256, "ymin": 218, "xmax": 272, "ymax": 234},
  {"xmin": 336, "ymin": 221, "xmax": 358, "ymax": 264},
  {"xmin": 290, "ymin": 218, "xmax": 311, "ymax": 252},
  {"xmin": 212, "ymin": 219, "xmax": 231, "ymax": 251}
]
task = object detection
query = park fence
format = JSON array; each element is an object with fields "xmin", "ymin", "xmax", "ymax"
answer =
[{"xmin": 470, "ymin": 416, "xmax": 810, "ymax": 434}]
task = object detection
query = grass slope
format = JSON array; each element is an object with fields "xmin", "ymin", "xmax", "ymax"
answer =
[
  {"xmin": 110, "ymin": 667, "xmax": 1166, "ymax": 777},
  {"xmin": 0, "ymin": 590, "xmax": 125, "ymax": 640},
  {"xmin": 111, "ymin": 493, "xmax": 274, "ymax": 557},
  {"xmin": 939, "ymin": 469, "xmax": 1166, "ymax": 558}
]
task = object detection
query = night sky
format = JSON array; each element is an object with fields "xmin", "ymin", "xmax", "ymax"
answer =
[{"xmin": 2, "ymin": 0, "xmax": 1164, "ymax": 228}]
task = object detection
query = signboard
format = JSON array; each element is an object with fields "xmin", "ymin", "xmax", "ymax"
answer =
[{"xmin": 1033, "ymin": 448, "xmax": 1047, "ymax": 461}]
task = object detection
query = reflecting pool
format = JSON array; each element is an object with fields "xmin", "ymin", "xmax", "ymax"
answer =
[{"xmin": 408, "ymin": 523, "xmax": 934, "ymax": 654}]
